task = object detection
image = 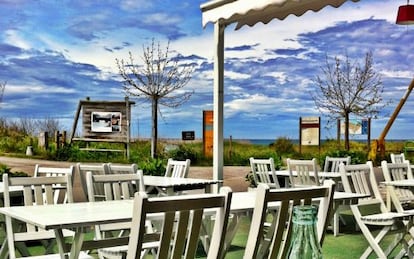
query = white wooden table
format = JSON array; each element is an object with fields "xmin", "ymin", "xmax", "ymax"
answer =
[
  {"xmin": 0, "ymin": 190, "xmax": 368, "ymax": 259},
  {"xmin": 143, "ymin": 175, "xmax": 222, "ymax": 195}
]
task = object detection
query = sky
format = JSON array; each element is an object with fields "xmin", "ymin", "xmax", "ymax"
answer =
[{"xmin": 1, "ymin": 0, "xmax": 414, "ymax": 142}]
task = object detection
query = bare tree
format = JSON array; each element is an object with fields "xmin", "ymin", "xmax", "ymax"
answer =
[
  {"xmin": 116, "ymin": 39, "xmax": 194, "ymax": 158},
  {"xmin": 312, "ymin": 52, "xmax": 386, "ymax": 150},
  {"xmin": 34, "ymin": 117, "xmax": 61, "ymax": 137}
]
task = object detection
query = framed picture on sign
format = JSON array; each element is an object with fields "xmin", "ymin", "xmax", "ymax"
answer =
[{"xmin": 91, "ymin": 112, "xmax": 122, "ymax": 133}]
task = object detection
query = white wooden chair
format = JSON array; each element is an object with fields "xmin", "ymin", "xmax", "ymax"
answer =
[
  {"xmin": 77, "ymin": 163, "xmax": 110, "ymax": 201},
  {"xmin": 164, "ymin": 158, "xmax": 191, "ymax": 178},
  {"xmin": 286, "ymin": 158, "xmax": 320, "ymax": 187},
  {"xmin": 107, "ymin": 163, "xmax": 144, "ymax": 191},
  {"xmin": 33, "ymin": 164, "xmax": 75, "ymax": 204},
  {"xmin": 322, "ymin": 156, "xmax": 351, "ymax": 236},
  {"xmin": 243, "ymin": 180, "xmax": 335, "ymax": 259},
  {"xmin": 2, "ymin": 173, "xmax": 92, "ymax": 259},
  {"xmin": 323, "ymin": 156, "xmax": 351, "ymax": 173},
  {"xmin": 125, "ymin": 186, "xmax": 232, "ymax": 259},
  {"xmin": 86, "ymin": 170, "xmax": 152, "ymax": 259},
  {"xmin": 381, "ymin": 160, "xmax": 414, "ymax": 211},
  {"xmin": 249, "ymin": 157, "xmax": 280, "ymax": 189},
  {"xmin": 391, "ymin": 153, "xmax": 407, "ymax": 164},
  {"xmin": 339, "ymin": 161, "xmax": 414, "ymax": 259}
]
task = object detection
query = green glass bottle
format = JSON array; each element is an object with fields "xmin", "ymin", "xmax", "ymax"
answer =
[{"xmin": 287, "ymin": 205, "xmax": 323, "ymax": 259}]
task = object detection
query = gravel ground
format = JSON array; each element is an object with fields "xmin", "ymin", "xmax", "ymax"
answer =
[{"xmin": 0, "ymin": 156, "xmax": 250, "ymax": 201}]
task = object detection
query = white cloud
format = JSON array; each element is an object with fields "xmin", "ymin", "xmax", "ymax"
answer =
[
  {"xmin": 264, "ymin": 72, "xmax": 288, "ymax": 84},
  {"xmin": 4, "ymin": 30, "xmax": 31, "ymax": 50},
  {"xmin": 6, "ymin": 84, "xmax": 75, "ymax": 94},
  {"xmin": 225, "ymin": 71, "xmax": 251, "ymax": 80}
]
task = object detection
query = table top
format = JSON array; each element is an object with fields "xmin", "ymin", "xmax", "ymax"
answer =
[
  {"xmin": 0, "ymin": 190, "xmax": 368, "ymax": 231},
  {"xmin": 143, "ymin": 175, "xmax": 222, "ymax": 188},
  {"xmin": 275, "ymin": 170, "xmax": 342, "ymax": 179}
]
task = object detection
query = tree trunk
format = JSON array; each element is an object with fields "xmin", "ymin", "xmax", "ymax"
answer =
[
  {"xmin": 344, "ymin": 112, "xmax": 350, "ymax": 151},
  {"xmin": 151, "ymin": 98, "xmax": 158, "ymax": 158}
]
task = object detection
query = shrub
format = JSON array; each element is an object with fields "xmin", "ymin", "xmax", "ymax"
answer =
[
  {"xmin": 139, "ymin": 158, "xmax": 166, "ymax": 176},
  {"xmin": 167, "ymin": 144, "xmax": 198, "ymax": 162},
  {"xmin": 0, "ymin": 163, "xmax": 28, "ymax": 181},
  {"xmin": 271, "ymin": 137, "xmax": 296, "ymax": 156}
]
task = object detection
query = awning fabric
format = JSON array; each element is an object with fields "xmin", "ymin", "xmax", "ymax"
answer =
[{"xmin": 201, "ymin": 0, "xmax": 360, "ymax": 29}]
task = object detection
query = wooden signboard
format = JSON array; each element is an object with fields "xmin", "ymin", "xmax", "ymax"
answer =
[
  {"xmin": 70, "ymin": 97, "xmax": 135, "ymax": 158},
  {"xmin": 299, "ymin": 116, "xmax": 320, "ymax": 153},
  {"xmin": 203, "ymin": 110, "xmax": 213, "ymax": 157}
]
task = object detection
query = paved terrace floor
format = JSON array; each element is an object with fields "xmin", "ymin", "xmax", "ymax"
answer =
[{"xmin": 0, "ymin": 156, "xmax": 250, "ymax": 202}]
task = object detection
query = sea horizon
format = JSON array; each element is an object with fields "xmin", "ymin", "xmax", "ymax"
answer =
[
  {"xmin": 149, "ymin": 137, "xmax": 413, "ymax": 146},
  {"xmin": 233, "ymin": 138, "xmax": 412, "ymax": 146}
]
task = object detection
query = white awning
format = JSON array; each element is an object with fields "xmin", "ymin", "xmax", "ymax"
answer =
[{"xmin": 201, "ymin": 0, "xmax": 360, "ymax": 29}]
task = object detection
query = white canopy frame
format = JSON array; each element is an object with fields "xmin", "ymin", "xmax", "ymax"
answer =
[{"xmin": 200, "ymin": 0, "xmax": 360, "ymax": 192}]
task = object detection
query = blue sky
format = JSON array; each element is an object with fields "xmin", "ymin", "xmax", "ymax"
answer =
[{"xmin": 1, "ymin": 0, "xmax": 414, "ymax": 141}]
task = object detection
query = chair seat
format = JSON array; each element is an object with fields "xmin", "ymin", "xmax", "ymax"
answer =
[{"xmin": 361, "ymin": 212, "xmax": 410, "ymax": 225}]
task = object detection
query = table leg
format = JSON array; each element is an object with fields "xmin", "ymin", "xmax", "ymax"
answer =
[
  {"xmin": 199, "ymin": 212, "xmax": 244, "ymax": 259},
  {"xmin": 69, "ymin": 231, "xmax": 85, "ymax": 259},
  {"xmin": 54, "ymin": 229, "xmax": 85, "ymax": 259},
  {"xmin": 223, "ymin": 213, "xmax": 241, "ymax": 254}
]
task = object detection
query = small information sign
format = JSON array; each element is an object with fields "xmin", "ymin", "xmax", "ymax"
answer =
[{"xmin": 182, "ymin": 131, "xmax": 195, "ymax": 140}]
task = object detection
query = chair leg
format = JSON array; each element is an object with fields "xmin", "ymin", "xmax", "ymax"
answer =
[
  {"xmin": 360, "ymin": 226, "xmax": 401, "ymax": 259},
  {"xmin": 333, "ymin": 212, "xmax": 340, "ymax": 236}
]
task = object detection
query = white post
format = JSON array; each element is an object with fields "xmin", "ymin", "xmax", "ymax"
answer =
[{"xmin": 213, "ymin": 22, "xmax": 225, "ymax": 193}]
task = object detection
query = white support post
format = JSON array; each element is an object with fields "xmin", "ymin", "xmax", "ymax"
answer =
[{"xmin": 213, "ymin": 22, "xmax": 225, "ymax": 193}]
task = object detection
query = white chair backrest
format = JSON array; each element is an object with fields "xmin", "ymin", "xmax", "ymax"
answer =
[
  {"xmin": 3, "ymin": 173, "xmax": 74, "ymax": 258},
  {"xmin": 249, "ymin": 157, "xmax": 280, "ymax": 189},
  {"xmin": 339, "ymin": 161, "xmax": 382, "ymax": 201},
  {"xmin": 164, "ymin": 158, "xmax": 191, "ymax": 178},
  {"xmin": 107, "ymin": 163, "xmax": 138, "ymax": 174},
  {"xmin": 381, "ymin": 160, "xmax": 414, "ymax": 212},
  {"xmin": 126, "ymin": 187, "xmax": 232, "ymax": 259},
  {"xmin": 86, "ymin": 170, "xmax": 144, "ymax": 202},
  {"xmin": 323, "ymin": 156, "xmax": 351, "ymax": 172},
  {"xmin": 390, "ymin": 153, "xmax": 407, "ymax": 164},
  {"xmin": 244, "ymin": 181, "xmax": 335, "ymax": 259},
  {"xmin": 287, "ymin": 158, "xmax": 319, "ymax": 187},
  {"xmin": 34, "ymin": 164, "xmax": 75, "ymax": 179},
  {"xmin": 77, "ymin": 163, "xmax": 110, "ymax": 201},
  {"xmin": 34, "ymin": 164, "xmax": 75, "ymax": 203}
]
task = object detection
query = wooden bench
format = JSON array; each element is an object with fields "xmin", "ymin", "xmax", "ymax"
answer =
[
  {"xmin": 73, "ymin": 138, "xmax": 128, "ymax": 155},
  {"xmin": 79, "ymin": 148, "xmax": 125, "ymax": 153}
]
